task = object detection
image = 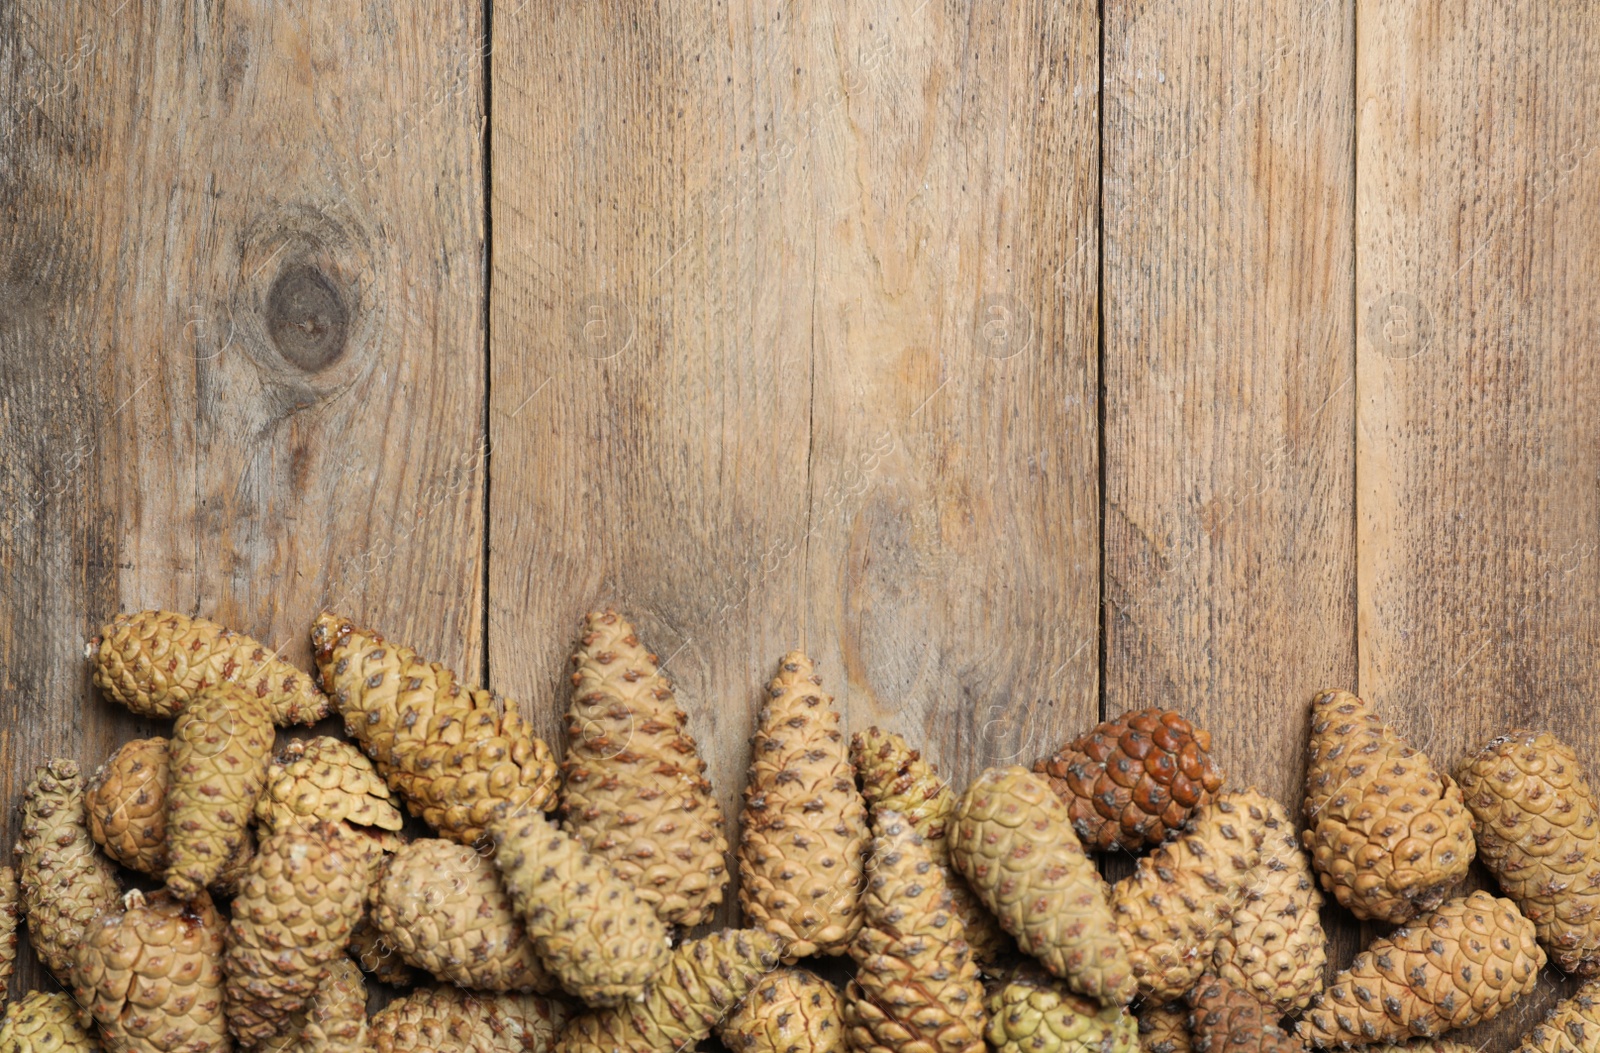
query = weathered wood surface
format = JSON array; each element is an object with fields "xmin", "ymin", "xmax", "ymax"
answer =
[
  {"xmin": 3, "ymin": 0, "xmax": 1599, "ymax": 1044},
  {"xmin": 1355, "ymin": 2, "xmax": 1600, "ymax": 1042},
  {"xmin": 1, "ymin": 0, "xmax": 485, "ymax": 999}
]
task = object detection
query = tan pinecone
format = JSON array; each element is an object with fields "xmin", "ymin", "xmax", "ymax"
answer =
[
  {"xmin": 91, "ymin": 609, "xmax": 329, "ymax": 725},
  {"xmin": 950, "ymin": 767, "xmax": 1134, "ymax": 1006},
  {"xmin": 1111, "ymin": 790, "xmax": 1271, "ymax": 1002},
  {"xmin": 256, "ymin": 736, "xmax": 405, "ymax": 835},
  {"xmin": 71, "ymin": 888, "xmax": 228, "ymax": 1053},
  {"xmin": 984, "ymin": 961, "xmax": 1139, "ymax": 1053},
  {"xmin": 844, "ymin": 811, "xmax": 987, "ymax": 1053},
  {"xmin": 370, "ymin": 838, "xmax": 554, "ymax": 992},
  {"xmin": 851, "ymin": 726, "xmax": 1012, "ymax": 964},
  {"xmin": 489, "ymin": 806, "xmax": 669, "ymax": 1007},
  {"xmin": 224, "ymin": 821, "xmax": 366, "ymax": 1046},
  {"xmin": 16, "ymin": 759, "xmax": 121, "ymax": 980},
  {"xmin": 1035, "ymin": 708, "xmax": 1226, "ymax": 852},
  {"xmin": 1186, "ymin": 976, "xmax": 1302, "ymax": 1053},
  {"xmin": 1303, "ymin": 690, "xmax": 1474, "ymax": 924},
  {"xmin": 1297, "ymin": 889, "xmax": 1544, "ymax": 1047},
  {"xmin": 1510, "ymin": 977, "xmax": 1600, "ymax": 1053},
  {"xmin": 0, "ymin": 866, "xmax": 16, "ymax": 1002},
  {"xmin": 1212, "ymin": 792, "xmax": 1326, "ymax": 1012},
  {"xmin": 714, "ymin": 967, "xmax": 845, "ymax": 1053},
  {"xmin": 312, "ymin": 612, "xmax": 560, "ymax": 846},
  {"xmin": 167, "ymin": 683, "xmax": 276, "ymax": 899},
  {"xmin": 1367, "ymin": 1044, "xmax": 1478, "ymax": 1053},
  {"xmin": 347, "ymin": 912, "xmax": 417, "ymax": 986},
  {"xmin": 562, "ymin": 609, "xmax": 728, "ymax": 928},
  {"xmin": 86, "ymin": 737, "xmax": 170, "ymax": 874},
  {"xmin": 1138, "ymin": 1003, "xmax": 1193, "ymax": 1053},
  {"xmin": 555, "ymin": 929, "xmax": 781, "ymax": 1053},
  {"xmin": 259, "ymin": 957, "xmax": 370, "ymax": 1053},
  {"xmin": 738, "ymin": 651, "xmax": 867, "ymax": 959},
  {"xmin": 1456, "ymin": 729, "xmax": 1600, "ymax": 975},
  {"xmin": 369, "ymin": 987, "xmax": 569, "ymax": 1053},
  {"xmin": 0, "ymin": 991, "xmax": 101, "ymax": 1052}
]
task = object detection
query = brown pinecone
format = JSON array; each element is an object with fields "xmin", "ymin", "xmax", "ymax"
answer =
[
  {"xmin": 16, "ymin": 759, "xmax": 122, "ymax": 980},
  {"xmin": 1138, "ymin": 1003, "xmax": 1193, "ymax": 1053},
  {"xmin": 255, "ymin": 736, "xmax": 405, "ymax": 835},
  {"xmin": 370, "ymin": 838, "xmax": 554, "ymax": 992},
  {"xmin": 561, "ymin": 609, "xmax": 728, "ymax": 928},
  {"xmin": 85, "ymin": 737, "xmax": 170, "ymax": 874},
  {"xmin": 1035, "ymin": 708, "xmax": 1225, "ymax": 852},
  {"xmin": 843, "ymin": 812, "xmax": 987, "ymax": 1053},
  {"xmin": 347, "ymin": 912, "xmax": 417, "ymax": 987},
  {"xmin": 714, "ymin": 967, "xmax": 845, "ymax": 1053},
  {"xmin": 369, "ymin": 987, "xmax": 569, "ymax": 1053},
  {"xmin": 91, "ymin": 609, "xmax": 329, "ymax": 725},
  {"xmin": 1510, "ymin": 977, "xmax": 1600, "ymax": 1053},
  {"xmin": 1186, "ymin": 976, "xmax": 1303, "ymax": 1053},
  {"xmin": 312, "ymin": 612, "xmax": 561, "ymax": 846},
  {"xmin": 1297, "ymin": 890, "xmax": 1544, "ymax": 1047},
  {"xmin": 1302, "ymin": 690, "xmax": 1474, "ymax": 924},
  {"xmin": 851, "ymin": 726, "xmax": 1012, "ymax": 963},
  {"xmin": 1212, "ymin": 792, "xmax": 1326, "ymax": 1012},
  {"xmin": 738, "ymin": 651, "xmax": 867, "ymax": 959},
  {"xmin": 1455, "ymin": 729, "xmax": 1600, "ymax": 975},
  {"xmin": 1110, "ymin": 790, "xmax": 1272, "ymax": 1002},
  {"xmin": 224, "ymin": 821, "xmax": 366, "ymax": 1046},
  {"xmin": 0, "ymin": 866, "xmax": 16, "ymax": 1003},
  {"xmin": 983, "ymin": 960, "xmax": 1139, "ymax": 1053},
  {"xmin": 72, "ymin": 888, "xmax": 229, "ymax": 1053},
  {"xmin": 0, "ymin": 991, "xmax": 101, "ymax": 1052}
]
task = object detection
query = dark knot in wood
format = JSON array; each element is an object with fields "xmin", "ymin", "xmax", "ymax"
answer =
[{"xmin": 266, "ymin": 265, "xmax": 348, "ymax": 371}]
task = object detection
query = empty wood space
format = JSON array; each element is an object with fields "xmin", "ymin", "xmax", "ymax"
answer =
[{"xmin": 4, "ymin": 1, "xmax": 1597, "ymax": 1047}]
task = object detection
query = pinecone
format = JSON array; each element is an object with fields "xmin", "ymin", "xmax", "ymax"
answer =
[
  {"xmin": 91, "ymin": 609, "xmax": 329, "ymax": 725},
  {"xmin": 1368, "ymin": 1044, "xmax": 1479, "ymax": 1053},
  {"xmin": 1302, "ymin": 690, "xmax": 1474, "ymax": 924},
  {"xmin": 312, "ymin": 612, "xmax": 561, "ymax": 846},
  {"xmin": 851, "ymin": 726, "xmax": 1012, "ymax": 963},
  {"xmin": 738, "ymin": 651, "xmax": 867, "ymax": 959},
  {"xmin": 1510, "ymin": 977, "xmax": 1600, "ymax": 1053},
  {"xmin": 844, "ymin": 811, "xmax": 987, "ymax": 1053},
  {"xmin": 260, "ymin": 957, "xmax": 370, "ymax": 1053},
  {"xmin": 949, "ymin": 767, "xmax": 1135, "ymax": 1006},
  {"xmin": 1035, "ymin": 708, "xmax": 1225, "ymax": 852},
  {"xmin": 167, "ymin": 683, "xmax": 276, "ymax": 899},
  {"xmin": 256, "ymin": 736, "xmax": 405, "ymax": 835},
  {"xmin": 1212, "ymin": 792, "xmax": 1326, "ymax": 1012},
  {"xmin": 370, "ymin": 838, "xmax": 554, "ymax": 992},
  {"xmin": 1456, "ymin": 729, "xmax": 1600, "ymax": 975},
  {"xmin": 1138, "ymin": 1003, "xmax": 1193, "ymax": 1053},
  {"xmin": 984, "ymin": 961, "xmax": 1139, "ymax": 1053},
  {"xmin": 489, "ymin": 806, "xmax": 669, "ymax": 1008},
  {"xmin": 71, "ymin": 888, "xmax": 229, "ymax": 1053},
  {"xmin": 347, "ymin": 912, "xmax": 417, "ymax": 987},
  {"xmin": 1297, "ymin": 890, "xmax": 1545, "ymax": 1047},
  {"xmin": 714, "ymin": 967, "xmax": 845, "ymax": 1053},
  {"xmin": 85, "ymin": 737, "xmax": 170, "ymax": 874},
  {"xmin": 562, "ymin": 609, "xmax": 728, "ymax": 928},
  {"xmin": 0, "ymin": 991, "xmax": 101, "ymax": 1053},
  {"xmin": 0, "ymin": 867, "xmax": 16, "ymax": 1003},
  {"xmin": 369, "ymin": 987, "xmax": 569, "ymax": 1053},
  {"xmin": 1185, "ymin": 976, "xmax": 1302, "ymax": 1053},
  {"xmin": 224, "ymin": 821, "xmax": 366, "ymax": 1046},
  {"xmin": 555, "ymin": 929, "xmax": 781, "ymax": 1053},
  {"xmin": 16, "ymin": 759, "xmax": 121, "ymax": 980},
  {"xmin": 1110, "ymin": 790, "xmax": 1272, "ymax": 1002}
]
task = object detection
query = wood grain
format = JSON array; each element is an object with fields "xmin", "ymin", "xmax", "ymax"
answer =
[
  {"xmin": 0, "ymin": 0, "xmax": 485, "ymax": 996},
  {"xmin": 1356, "ymin": 1, "xmax": 1600, "ymax": 1042},
  {"xmin": 489, "ymin": 0, "xmax": 1101, "ymax": 935}
]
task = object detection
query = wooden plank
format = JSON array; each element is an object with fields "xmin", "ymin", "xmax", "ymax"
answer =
[
  {"xmin": 1356, "ymin": 2, "xmax": 1600, "ymax": 1041},
  {"xmin": 1101, "ymin": 0, "xmax": 1356, "ymax": 817},
  {"xmin": 1, "ymin": 0, "xmax": 485, "ymax": 996},
  {"xmin": 489, "ymin": 0, "xmax": 1101, "ymax": 938}
]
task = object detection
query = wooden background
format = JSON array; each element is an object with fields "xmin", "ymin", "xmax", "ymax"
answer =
[{"xmin": 3, "ymin": 1, "xmax": 1597, "ymax": 1047}]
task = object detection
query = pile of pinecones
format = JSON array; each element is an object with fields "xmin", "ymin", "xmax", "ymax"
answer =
[{"xmin": 0, "ymin": 608, "xmax": 1595, "ymax": 1053}]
